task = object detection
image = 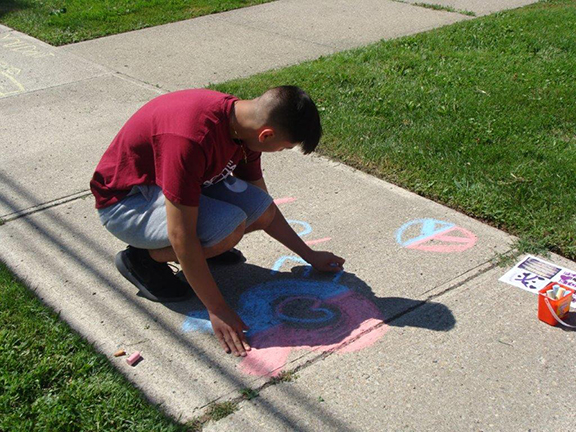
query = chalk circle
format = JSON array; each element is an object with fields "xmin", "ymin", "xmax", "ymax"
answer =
[
  {"xmin": 274, "ymin": 295, "xmax": 339, "ymax": 328},
  {"xmin": 223, "ymin": 176, "xmax": 248, "ymax": 193},
  {"xmin": 0, "ymin": 71, "xmax": 25, "ymax": 97},
  {"xmin": 395, "ymin": 218, "xmax": 477, "ymax": 253}
]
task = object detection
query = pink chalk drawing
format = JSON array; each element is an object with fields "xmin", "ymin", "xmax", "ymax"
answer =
[
  {"xmin": 305, "ymin": 237, "xmax": 332, "ymax": 246},
  {"xmin": 182, "ymin": 270, "xmax": 389, "ymax": 377},
  {"xmin": 182, "ymin": 197, "xmax": 388, "ymax": 376},
  {"xmin": 396, "ymin": 218, "xmax": 477, "ymax": 253},
  {"xmin": 274, "ymin": 197, "xmax": 297, "ymax": 205},
  {"xmin": 236, "ymin": 278, "xmax": 388, "ymax": 376}
]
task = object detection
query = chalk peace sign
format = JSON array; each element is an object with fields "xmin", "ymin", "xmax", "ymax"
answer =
[{"xmin": 396, "ymin": 218, "xmax": 477, "ymax": 253}]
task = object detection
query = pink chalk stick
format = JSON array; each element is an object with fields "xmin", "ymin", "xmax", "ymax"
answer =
[{"xmin": 126, "ymin": 351, "xmax": 142, "ymax": 366}]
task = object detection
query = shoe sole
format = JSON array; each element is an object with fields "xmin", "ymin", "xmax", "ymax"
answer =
[{"xmin": 115, "ymin": 251, "xmax": 192, "ymax": 303}]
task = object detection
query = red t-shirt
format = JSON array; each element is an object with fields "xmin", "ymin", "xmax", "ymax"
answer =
[{"xmin": 90, "ymin": 89, "xmax": 262, "ymax": 209}]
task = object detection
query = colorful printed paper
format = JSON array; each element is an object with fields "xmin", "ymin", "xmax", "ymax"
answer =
[{"xmin": 500, "ymin": 255, "xmax": 576, "ymax": 308}]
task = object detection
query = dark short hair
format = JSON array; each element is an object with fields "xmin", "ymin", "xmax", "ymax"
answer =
[{"xmin": 265, "ymin": 86, "xmax": 322, "ymax": 154}]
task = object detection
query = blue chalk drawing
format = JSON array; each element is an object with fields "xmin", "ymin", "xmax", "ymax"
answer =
[
  {"xmin": 286, "ymin": 220, "xmax": 313, "ymax": 237},
  {"xmin": 182, "ymin": 254, "xmax": 346, "ymax": 336},
  {"xmin": 271, "ymin": 255, "xmax": 312, "ymax": 276},
  {"xmin": 275, "ymin": 296, "xmax": 336, "ymax": 324},
  {"xmin": 237, "ymin": 279, "xmax": 349, "ymax": 336},
  {"xmin": 182, "ymin": 215, "xmax": 346, "ymax": 337},
  {"xmin": 395, "ymin": 218, "xmax": 455, "ymax": 247},
  {"xmin": 181, "ymin": 279, "xmax": 348, "ymax": 336},
  {"xmin": 182, "ymin": 310, "xmax": 212, "ymax": 333}
]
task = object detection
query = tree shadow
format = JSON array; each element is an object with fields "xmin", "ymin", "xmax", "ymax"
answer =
[
  {"xmin": 0, "ymin": 174, "xmax": 358, "ymax": 430},
  {"xmin": 0, "ymin": 0, "xmax": 29, "ymax": 19}
]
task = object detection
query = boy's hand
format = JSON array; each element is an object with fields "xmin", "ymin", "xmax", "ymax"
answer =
[
  {"xmin": 307, "ymin": 250, "xmax": 345, "ymax": 273},
  {"xmin": 208, "ymin": 305, "xmax": 251, "ymax": 357}
]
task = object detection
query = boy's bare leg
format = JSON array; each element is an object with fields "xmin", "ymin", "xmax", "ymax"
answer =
[
  {"xmin": 244, "ymin": 203, "xmax": 276, "ymax": 234},
  {"xmin": 149, "ymin": 203, "xmax": 275, "ymax": 263},
  {"xmin": 149, "ymin": 221, "xmax": 246, "ymax": 263}
]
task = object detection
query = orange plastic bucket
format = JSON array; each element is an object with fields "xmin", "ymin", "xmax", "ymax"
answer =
[{"xmin": 538, "ymin": 282, "xmax": 575, "ymax": 326}]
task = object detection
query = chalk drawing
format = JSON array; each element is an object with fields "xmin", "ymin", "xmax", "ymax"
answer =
[
  {"xmin": 1, "ymin": 33, "xmax": 55, "ymax": 59},
  {"xmin": 305, "ymin": 237, "xmax": 332, "ymax": 246},
  {"xmin": 396, "ymin": 218, "xmax": 477, "ymax": 253},
  {"xmin": 271, "ymin": 255, "xmax": 312, "ymax": 277},
  {"xmin": 0, "ymin": 61, "xmax": 24, "ymax": 97},
  {"xmin": 182, "ymin": 196, "xmax": 388, "ymax": 376},
  {"xmin": 274, "ymin": 197, "xmax": 296, "ymax": 205},
  {"xmin": 182, "ymin": 270, "xmax": 388, "ymax": 377},
  {"xmin": 286, "ymin": 219, "xmax": 312, "ymax": 237}
]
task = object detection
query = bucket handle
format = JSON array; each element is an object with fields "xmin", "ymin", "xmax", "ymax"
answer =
[{"xmin": 541, "ymin": 293, "xmax": 576, "ymax": 329}]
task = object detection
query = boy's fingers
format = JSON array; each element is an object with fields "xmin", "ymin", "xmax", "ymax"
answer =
[
  {"xmin": 216, "ymin": 333, "xmax": 231, "ymax": 354},
  {"xmin": 240, "ymin": 332, "xmax": 251, "ymax": 351},
  {"xmin": 230, "ymin": 331, "xmax": 247, "ymax": 357}
]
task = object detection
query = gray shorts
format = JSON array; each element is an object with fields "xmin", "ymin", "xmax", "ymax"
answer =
[{"xmin": 98, "ymin": 176, "xmax": 273, "ymax": 249}]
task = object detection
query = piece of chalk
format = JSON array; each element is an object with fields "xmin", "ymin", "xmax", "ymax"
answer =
[
  {"xmin": 547, "ymin": 289, "xmax": 556, "ymax": 300},
  {"xmin": 114, "ymin": 349, "xmax": 126, "ymax": 357},
  {"xmin": 126, "ymin": 351, "xmax": 142, "ymax": 366},
  {"xmin": 556, "ymin": 287, "xmax": 566, "ymax": 299},
  {"xmin": 329, "ymin": 263, "xmax": 339, "ymax": 268}
]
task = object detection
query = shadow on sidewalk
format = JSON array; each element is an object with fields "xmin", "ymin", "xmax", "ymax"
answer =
[
  {"xmin": 167, "ymin": 261, "xmax": 455, "ymax": 377},
  {"xmin": 0, "ymin": 171, "xmax": 383, "ymax": 430}
]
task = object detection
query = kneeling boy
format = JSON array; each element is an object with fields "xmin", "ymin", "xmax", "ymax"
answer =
[{"xmin": 90, "ymin": 86, "xmax": 345, "ymax": 357}]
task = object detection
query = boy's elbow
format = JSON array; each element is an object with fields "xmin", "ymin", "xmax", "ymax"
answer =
[{"xmin": 168, "ymin": 228, "xmax": 196, "ymax": 252}]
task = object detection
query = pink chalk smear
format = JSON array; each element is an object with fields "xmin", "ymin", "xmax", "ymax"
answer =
[
  {"xmin": 274, "ymin": 197, "xmax": 296, "ymax": 205},
  {"xmin": 305, "ymin": 237, "xmax": 332, "ymax": 246},
  {"xmin": 407, "ymin": 226, "xmax": 477, "ymax": 253},
  {"xmin": 239, "ymin": 291, "xmax": 389, "ymax": 377}
]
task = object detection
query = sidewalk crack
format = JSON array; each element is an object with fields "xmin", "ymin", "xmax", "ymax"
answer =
[{"xmin": 1, "ymin": 190, "xmax": 92, "ymax": 223}]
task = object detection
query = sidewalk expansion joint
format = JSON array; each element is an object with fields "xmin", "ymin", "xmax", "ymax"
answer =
[
  {"xmin": 0, "ymin": 73, "xmax": 112, "ymax": 102},
  {"xmin": 113, "ymin": 72, "xmax": 170, "ymax": 94},
  {"xmin": 216, "ymin": 18, "xmax": 339, "ymax": 51},
  {"xmin": 207, "ymin": 252, "xmax": 510, "ymax": 423},
  {"xmin": 1, "ymin": 190, "xmax": 92, "ymax": 223},
  {"xmin": 392, "ymin": 0, "xmax": 476, "ymax": 17}
]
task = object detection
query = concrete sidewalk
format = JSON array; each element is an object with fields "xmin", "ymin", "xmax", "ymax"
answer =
[{"xmin": 3, "ymin": 0, "xmax": 573, "ymax": 430}]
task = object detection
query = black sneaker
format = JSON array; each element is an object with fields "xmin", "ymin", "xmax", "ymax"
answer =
[
  {"xmin": 206, "ymin": 248, "xmax": 246, "ymax": 265},
  {"xmin": 115, "ymin": 246, "xmax": 193, "ymax": 302}
]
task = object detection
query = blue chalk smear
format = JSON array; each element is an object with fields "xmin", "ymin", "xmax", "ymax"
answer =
[{"xmin": 396, "ymin": 218, "xmax": 455, "ymax": 247}]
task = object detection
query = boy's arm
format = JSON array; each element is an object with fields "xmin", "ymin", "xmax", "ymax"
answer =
[
  {"xmin": 248, "ymin": 177, "xmax": 345, "ymax": 272},
  {"xmin": 165, "ymin": 198, "xmax": 250, "ymax": 356}
]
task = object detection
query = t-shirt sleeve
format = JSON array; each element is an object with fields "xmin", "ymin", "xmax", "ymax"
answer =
[
  {"xmin": 153, "ymin": 134, "xmax": 206, "ymax": 206},
  {"xmin": 233, "ymin": 147, "xmax": 263, "ymax": 181}
]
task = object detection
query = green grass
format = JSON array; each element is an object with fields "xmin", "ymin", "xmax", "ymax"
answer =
[
  {"xmin": 204, "ymin": 401, "xmax": 237, "ymax": 421},
  {"xmin": 2, "ymin": 0, "xmax": 575, "ymax": 428},
  {"xmin": 212, "ymin": 0, "xmax": 576, "ymax": 260},
  {"xmin": 396, "ymin": 1, "xmax": 476, "ymax": 17},
  {"xmin": 0, "ymin": 0, "xmax": 272, "ymax": 46},
  {"xmin": 0, "ymin": 262, "xmax": 190, "ymax": 431}
]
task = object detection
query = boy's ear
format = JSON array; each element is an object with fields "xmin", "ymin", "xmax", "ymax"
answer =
[{"xmin": 257, "ymin": 128, "xmax": 275, "ymax": 143}]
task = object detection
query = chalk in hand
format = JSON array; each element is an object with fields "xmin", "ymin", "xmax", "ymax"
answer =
[
  {"xmin": 126, "ymin": 351, "xmax": 142, "ymax": 366},
  {"xmin": 329, "ymin": 262, "xmax": 339, "ymax": 268}
]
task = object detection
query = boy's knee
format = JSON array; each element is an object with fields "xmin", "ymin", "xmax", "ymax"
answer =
[
  {"xmin": 226, "ymin": 219, "xmax": 246, "ymax": 246},
  {"xmin": 252, "ymin": 203, "xmax": 276, "ymax": 231}
]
